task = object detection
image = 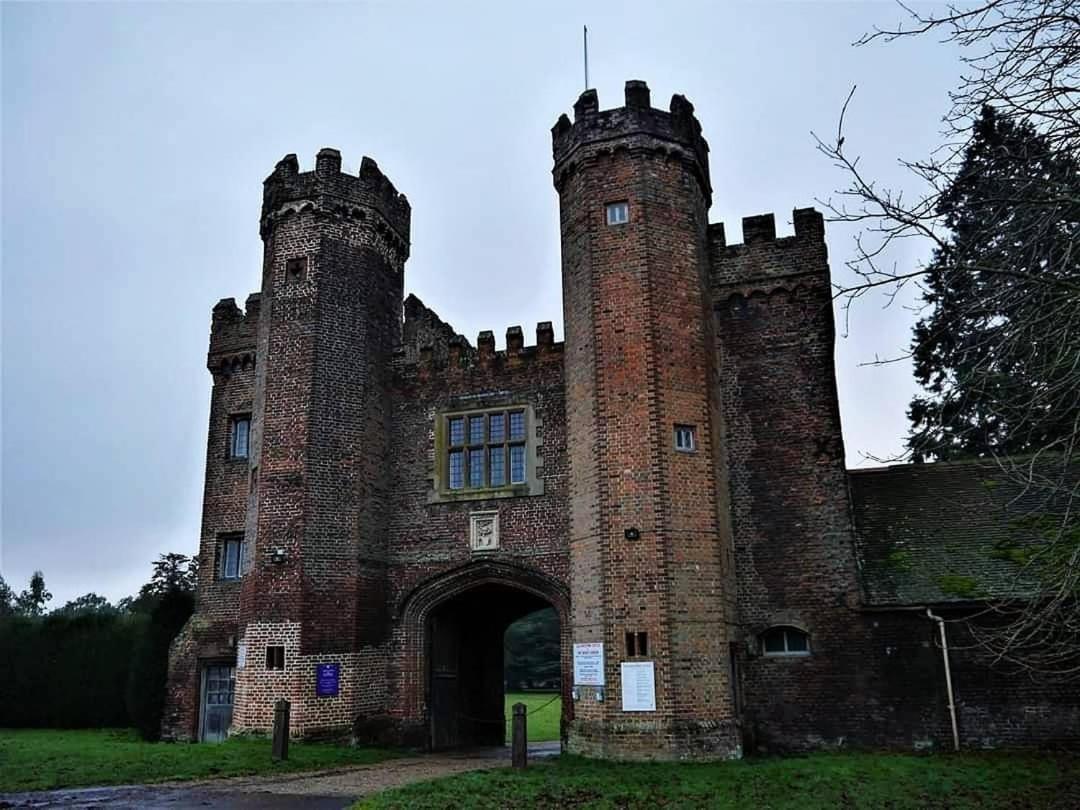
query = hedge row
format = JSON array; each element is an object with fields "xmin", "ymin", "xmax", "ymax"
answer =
[{"xmin": 0, "ymin": 592, "xmax": 192, "ymax": 737}]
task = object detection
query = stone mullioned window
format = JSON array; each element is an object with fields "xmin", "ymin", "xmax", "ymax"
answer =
[{"xmin": 431, "ymin": 404, "xmax": 543, "ymax": 502}]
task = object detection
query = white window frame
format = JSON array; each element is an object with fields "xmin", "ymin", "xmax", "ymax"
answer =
[
  {"xmin": 674, "ymin": 425, "xmax": 696, "ymax": 452},
  {"xmin": 218, "ymin": 534, "xmax": 244, "ymax": 581},
  {"xmin": 606, "ymin": 201, "xmax": 629, "ymax": 226},
  {"xmin": 229, "ymin": 415, "xmax": 251, "ymax": 459},
  {"xmin": 761, "ymin": 626, "xmax": 811, "ymax": 657}
]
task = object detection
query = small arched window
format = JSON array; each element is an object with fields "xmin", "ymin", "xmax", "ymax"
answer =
[{"xmin": 761, "ymin": 626, "xmax": 810, "ymax": 657}]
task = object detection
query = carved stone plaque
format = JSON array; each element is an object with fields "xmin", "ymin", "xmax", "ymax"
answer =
[{"xmin": 469, "ymin": 511, "xmax": 499, "ymax": 551}]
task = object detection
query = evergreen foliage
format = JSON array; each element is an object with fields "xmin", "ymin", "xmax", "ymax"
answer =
[
  {"xmin": 0, "ymin": 553, "xmax": 197, "ymax": 732},
  {"xmin": 0, "ymin": 575, "xmax": 15, "ymax": 618},
  {"xmin": 907, "ymin": 106, "xmax": 1080, "ymax": 461},
  {"xmin": 14, "ymin": 570, "xmax": 52, "ymax": 617},
  {"xmin": 53, "ymin": 593, "xmax": 119, "ymax": 617},
  {"xmin": 125, "ymin": 588, "xmax": 195, "ymax": 741},
  {"xmin": 504, "ymin": 608, "xmax": 560, "ymax": 690},
  {"xmin": 0, "ymin": 612, "xmax": 147, "ymax": 728}
]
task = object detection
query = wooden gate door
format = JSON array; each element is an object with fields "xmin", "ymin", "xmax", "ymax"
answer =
[
  {"xmin": 200, "ymin": 664, "xmax": 235, "ymax": 742},
  {"xmin": 429, "ymin": 612, "xmax": 460, "ymax": 749}
]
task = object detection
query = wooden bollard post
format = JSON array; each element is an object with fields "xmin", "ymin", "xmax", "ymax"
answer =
[
  {"xmin": 272, "ymin": 698, "xmax": 290, "ymax": 761},
  {"xmin": 511, "ymin": 702, "xmax": 527, "ymax": 769}
]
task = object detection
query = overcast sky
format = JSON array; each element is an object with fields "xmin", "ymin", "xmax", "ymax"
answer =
[{"xmin": 2, "ymin": 1, "xmax": 963, "ymax": 606}]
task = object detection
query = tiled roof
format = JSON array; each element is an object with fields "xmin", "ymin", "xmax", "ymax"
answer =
[{"xmin": 849, "ymin": 457, "xmax": 1078, "ymax": 606}]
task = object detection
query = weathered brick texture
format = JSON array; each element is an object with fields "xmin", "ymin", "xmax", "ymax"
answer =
[
  {"xmin": 553, "ymin": 83, "xmax": 738, "ymax": 759},
  {"xmin": 164, "ymin": 81, "xmax": 1080, "ymax": 755}
]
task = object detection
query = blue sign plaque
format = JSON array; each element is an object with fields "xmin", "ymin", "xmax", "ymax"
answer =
[{"xmin": 315, "ymin": 663, "xmax": 340, "ymax": 698}]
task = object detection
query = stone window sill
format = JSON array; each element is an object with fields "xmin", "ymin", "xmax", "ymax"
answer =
[{"xmin": 428, "ymin": 483, "xmax": 542, "ymax": 504}]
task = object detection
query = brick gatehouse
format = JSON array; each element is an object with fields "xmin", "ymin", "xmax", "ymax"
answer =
[{"xmin": 164, "ymin": 81, "xmax": 1079, "ymax": 758}]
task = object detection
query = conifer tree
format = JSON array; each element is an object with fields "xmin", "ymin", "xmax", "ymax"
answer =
[{"xmin": 907, "ymin": 106, "xmax": 1080, "ymax": 461}]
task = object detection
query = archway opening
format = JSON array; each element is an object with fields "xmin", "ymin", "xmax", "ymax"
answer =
[
  {"xmin": 427, "ymin": 583, "xmax": 560, "ymax": 750},
  {"xmin": 504, "ymin": 606, "xmax": 562, "ymax": 742}
]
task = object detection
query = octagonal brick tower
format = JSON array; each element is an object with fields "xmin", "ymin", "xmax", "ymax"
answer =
[
  {"xmin": 232, "ymin": 150, "xmax": 410, "ymax": 734},
  {"xmin": 552, "ymin": 81, "xmax": 740, "ymax": 759}
]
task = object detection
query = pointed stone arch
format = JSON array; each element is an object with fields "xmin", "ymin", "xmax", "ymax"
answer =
[{"xmin": 396, "ymin": 560, "xmax": 571, "ymax": 749}]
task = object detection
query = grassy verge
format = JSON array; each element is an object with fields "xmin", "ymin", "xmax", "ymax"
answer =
[
  {"xmin": 504, "ymin": 692, "xmax": 560, "ymax": 743},
  {"xmin": 0, "ymin": 728, "xmax": 400, "ymax": 793},
  {"xmin": 355, "ymin": 750, "xmax": 1080, "ymax": 809}
]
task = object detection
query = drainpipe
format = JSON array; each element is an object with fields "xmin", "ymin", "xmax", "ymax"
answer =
[{"xmin": 926, "ymin": 608, "xmax": 960, "ymax": 752}]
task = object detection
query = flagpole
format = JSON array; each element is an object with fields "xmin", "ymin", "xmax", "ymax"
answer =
[{"xmin": 584, "ymin": 25, "xmax": 589, "ymax": 90}]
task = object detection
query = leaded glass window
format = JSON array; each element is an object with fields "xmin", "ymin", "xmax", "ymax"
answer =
[
  {"xmin": 469, "ymin": 448, "xmax": 485, "ymax": 487},
  {"xmin": 469, "ymin": 416, "xmax": 485, "ymax": 445},
  {"xmin": 510, "ymin": 444, "xmax": 526, "ymax": 484},
  {"xmin": 489, "ymin": 413, "xmax": 505, "ymax": 443},
  {"xmin": 449, "ymin": 449, "xmax": 465, "ymax": 489},
  {"xmin": 448, "ymin": 417, "xmax": 465, "ymax": 447},
  {"xmin": 490, "ymin": 447, "xmax": 506, "ymax": 486},
  {"xmin": 509, "ymin": 411, "xmax": 526, "ymax": 441},
  {"xmin": 443, "ymin": 408, "xmax": 528, "ymax": 490}
]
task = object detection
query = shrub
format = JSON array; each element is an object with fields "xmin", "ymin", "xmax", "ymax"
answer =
[
  {"xmin": 0, "ymin": 612, "xmax": 147, "ymax": 728},
  {"xmin": 125, "ymin": 589, "xmax": 194, "ymax": 740}
]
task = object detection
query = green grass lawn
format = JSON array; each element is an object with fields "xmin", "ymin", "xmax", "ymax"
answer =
[
  {"xmin": 356, "ymin": 750, "xmax": 1080, "ymax": 809},
  {"xmin": 0, "ymin": 728, "xmax": 399, "ymax": 793},
  {"xmin": 504, "ymin": 692, "xmax": 560, "ymax": 743}
]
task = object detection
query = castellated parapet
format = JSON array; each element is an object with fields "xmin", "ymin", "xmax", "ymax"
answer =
[
  {"xmin": 208, "ymin": 293, "xmax": 260, "ymax": 375},
  {"xmin": 260, "ymin": 149, "xmax": 411, "ymax": 250},
  {"xmin": 709, "ymin": 208, "xmax": 829, "ymax": 295},
  {"xmin": 552, "ymin": 80, "xmax": 711, "ymax": 203},
  {"xmin": 164, "ymin": 80, "xmax": 1080, "ymax": 758}
]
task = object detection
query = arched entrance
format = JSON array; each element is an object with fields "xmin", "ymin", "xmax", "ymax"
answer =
[{"xmin": 399, "ymin": 561, "xmax": 570, "ymax": 750}]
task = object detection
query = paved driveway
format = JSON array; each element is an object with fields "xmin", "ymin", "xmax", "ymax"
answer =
[{"xmin": 0, "ymin": 743, "xmax": 560, "ymax": 810}]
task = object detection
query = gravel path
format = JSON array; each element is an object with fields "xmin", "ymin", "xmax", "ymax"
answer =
[{"xmin": 0, "ymin": 743, "xmax": 560, "ymax": 810}]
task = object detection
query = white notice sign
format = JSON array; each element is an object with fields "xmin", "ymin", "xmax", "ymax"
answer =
[
  {"xmin": 236, "ymin": 643, "xmax": 247, "ymax": 670},
  {"xmin": 620, "ymin": 661, "xmax": 656, "ymax": 712},
  {"xmin": 573, "ymin": 642, "xmax": 605, "ymax": 686}
]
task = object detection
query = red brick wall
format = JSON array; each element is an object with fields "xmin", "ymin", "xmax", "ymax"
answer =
[
  {"xmin": 384, "ymin": 327, "xmax": 571, "ymax": 741},
  {"xmin": 710, "ymin": 209, "xmax": 870, "ymax": 751},
  {"xmin": 163, "ymin": 295, "xmax": 257, "ymax": 740},
  {"xmin": 554, "ymin": 83, "xmax": 739, "ymax": 759},
  {"xmin": 166, "ymin": 87, "xmax": 1080, "ymax": 753},
  {"xmin": 235, "ymin": 150, "xmax": 408, "ymax": 735}
]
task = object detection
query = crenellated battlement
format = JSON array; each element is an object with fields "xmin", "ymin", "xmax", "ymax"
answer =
[
  {"xmin": 260, "ymin": 149, "xmax": 411, "ymax": 246},
  {"xmin": 397, "ymin": 322, "xmax": 563, "ymax": 380},
  {"xmin": 709, "ymin": 208, "xmax": 830, "ymax": 295},
  {"xmin": 551, "ymin": 80, "xmax": 711, "ymax": 201},
  {"xmin": 208, "ymin": 292, "xmax": 260, "ymax": 375}
]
